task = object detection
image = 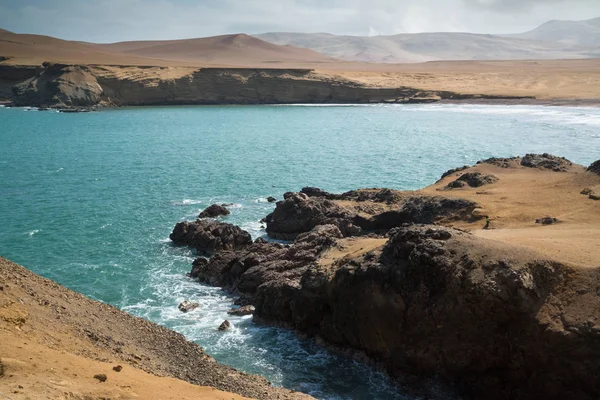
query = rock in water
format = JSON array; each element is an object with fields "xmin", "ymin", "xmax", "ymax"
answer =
[
  {"xmin": 227, "ymin": 305, "xmax": 255, "ymax": 316},
  {"xmin": 218, "ymin": 320, "xmax": 231, "ymax": 331},
  {"xmin": 178, "ymin": 301, "xmax": 200, "ymax": 313},
  {"xmin": 199, "ymin": 204, "xmax": 230, "ymax": 218},
  {"xmin": 520, "ymin": 153, "xmax": 572, "ymax": 172},
  {"xmin": 588, "ymin": 160, "xmax": 600, "ymax": 175},
  {"xmin": 170, "ymin": 220, "xmax": 252, "ymax": 256},
  {"xmin": 266, "ymin": 196, "xmax": 277, "ymax": 203},
  {"xmin": 188, "ymin": 257, "xmax": 208, "ymax": 278}
]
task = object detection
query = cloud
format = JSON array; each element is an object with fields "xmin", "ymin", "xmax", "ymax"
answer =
[{"xmin": 0, "ymin": 0, "xmax": 598, "ymax": 42}]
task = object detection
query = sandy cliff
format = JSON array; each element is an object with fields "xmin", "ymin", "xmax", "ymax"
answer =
[{"xmin": 0, "ymin": 257, "xmax": 310, "ymax": 400}]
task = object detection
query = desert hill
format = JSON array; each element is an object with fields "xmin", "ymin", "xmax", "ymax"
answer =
[
  {"xmin": 509, "ymin": 17, "xmax": 600, "ymax": 46},
  {"xmin": 0, "ymin": 30, "xmax": 335, "ymax": 67},
  {"xmin": 256, "ymin": 19, "xmax": 600, "ymax": 64}
]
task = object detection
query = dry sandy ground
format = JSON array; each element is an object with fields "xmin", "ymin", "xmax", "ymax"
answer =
[
  {"xmin": 1, "ymin": 30, "xmax": 600, "ymax": 101},
  {"xmin": 324, "ymin": 159, "xmax": 600, "ymax": 269},
  {"xmin": 0, "ymin": 258, "xmax": 310, "ymax": 400}
]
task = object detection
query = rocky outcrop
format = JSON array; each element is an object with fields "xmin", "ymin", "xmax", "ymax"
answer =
[
  {"xmin": 170, "ymin": 220, "xmax": 252, "ymax": 256},
  {"xmin": 12, "ymin": 64, "xmax": 103, "ymax": 107},
  {"xmin": 265, "ymin": 189, "xmax": 483, "ymax": 239},
  {"xmin": 588, "ymin": 160, "xmax": 600, "ymax": 175},
  {"xmin": 445, "ymin": 172, "xmax": 498, "ymax": 189},
  {"xmin": 536, "ymin": 216, "xmax": 559, "ymax": 225},
  {"xmin": 250, "ymin": 225, "xmax": 600, "ymax": 400},
  {"xmin": 476, "ymin": 156, "xmax": 520, "ymax": 168},
  {"xmin": 4, "ymin": 63, "xmax": 534, "ymax": 107},
  {"xmin": 228, "ymin": 305, "xmax": 255, "ymax": 316},
  {"xmin": 439, "ymin": 165, "xmax": 470, "ymax": 180},
  {"xmin": 265, "ymin": 192, "xmax": 358, "ymax": 239},
  {"xmin": 199, "ymin": 204, "xmax": 230, "ymax": 218},
  {"xmin": 521, "ymin": 153, "xmax": 572, "ymax": 172}
]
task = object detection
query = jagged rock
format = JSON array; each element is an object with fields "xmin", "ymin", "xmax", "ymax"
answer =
[
  {"xmin": 218, "ymin": 320, "xmax": 231, "ymax": 331},
  {"xmin": 477, "ymin": 157, "xmax": 520, "ymax": 168},
  {"xmin": 170, "ymin": 220, "xmax": 252, "ymax": 256},
  {"xmin": 199, "ymin": 204, "xmax": 230, "ymax": 219},
  {"xmin": 252, "ymin": 224, "xmax": 600, "ymax": 400},
  {"xmin": 300, "ymin": 187, "xmax": 331, "ymax": 197},
  {"xmin": 227, "ymin": 305, "xmax": 255, "ymax": 316},
  {"xmin": 447, "ymin": 172, "xmax": 498, "ymax": 189},
  {"xmin": 536, "ymin": 217, "xmax": 559, "ymax": 225},
  {"xmin": 178, "ymin": 301, "xmax": 200, "ymax": 313},
  {"xmin": 588, "ymin": 160, "xmax": 600, "ymax": 175},
  {"xmin": 440, "ymin": 165, "xmax": 470, "ymax": 180},
  {"xmin": 265, "ymin": 192, "xmax": 355, "ymax": 239},
  {"xmin": 521, "ymin": 153, "xmax": 572, "ymax": 172},
  {"xmin": 266, "ymin": 196, "xmax": 277, "ymax": 203},
  {"xmin": 188, "ymin": 257, "xmax": 208, "ymax": 278}
]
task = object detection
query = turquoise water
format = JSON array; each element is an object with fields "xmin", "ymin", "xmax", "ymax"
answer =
[{"xmin": 0, "ymin": 104, "xmax": 599, "ymax": 399}]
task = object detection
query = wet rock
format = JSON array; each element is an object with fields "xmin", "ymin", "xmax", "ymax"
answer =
[
  {"xmin": 535, "ymin": 217, "xmax": 559, "ymax": 225},
  {"xmin": 447, "ymin": 172, "xmax": 498, "ymax": 189},
  {"xmin": 440, "ymin": 165, "xmax": 470, "ymax": 180},
  {"xmin": 170, "ymin": 220, "xmax": 252, "ymax": 256},
  {"xmin": 112, "ymin": 365, "xmax": 123, "ymax": 372},
  {"xmin": 178, "ymin": 301, "xmax": 200, "ymax": 313},
  {"xmin": 477, "ymin": 156, "xmax": 520, "ymax": 168},
  {"xmin": 588, "ymin": 160, "xmax": 600, "ymax": 175},
  {"xmin": 188, "ymin": 257, "xmax": 209, "ymax": 278},
  {"xmin": 521, "ymin": 153, "xmax": 572, "ymax": 172},
  {"xmin": 199, "ymin": 204, "xmax": 230, "ymax": 219},
  {"xmin": 93, "ymin": 374, "xmax": 107, "ymax": 382},
  {"xmin": 227, "ymin": 305, "xmax": 255, "ymax": 316},
  {"xmin": 218, "ymin": 320, "xmax": 231, "ymax": 331},
  {"xmin": 266, "ymin": 196, "xmax": 277, "ymax": 203}
]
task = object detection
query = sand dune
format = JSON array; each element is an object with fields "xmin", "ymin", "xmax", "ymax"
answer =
[
  {"xmin": 97, "ymin": 33, "xmax": 335, "ymax": 65},
  {"xmin": 0, "ymin": 30, "xmax": 335, "ymax": 67}
]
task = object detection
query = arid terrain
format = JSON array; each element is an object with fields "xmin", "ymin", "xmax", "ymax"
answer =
[
  {"xmin": 1, "ymin": 28, "xmax": 600, "ymax": 106},
  {"xmin": 0, "ymin": 257, "xmax": 309, "ymax": 400}
]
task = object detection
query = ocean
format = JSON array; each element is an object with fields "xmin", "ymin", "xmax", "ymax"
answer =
[{"xmin": 1, "ymin": 103, "xmax": 599, "ymax": 399}]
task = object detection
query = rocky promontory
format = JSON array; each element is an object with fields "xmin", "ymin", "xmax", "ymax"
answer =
[
  {"xmin": 1, "ymin": 63, "xmax": 533, "ymax": 108},
  {"xmin": 172, "ymin": 155, "xmax": 600, "ymax": 400}
]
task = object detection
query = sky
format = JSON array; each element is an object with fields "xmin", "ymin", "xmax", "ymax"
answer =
[{"xmin": 0, "ymin": 0, "xmax": 599, "ymax": 43}]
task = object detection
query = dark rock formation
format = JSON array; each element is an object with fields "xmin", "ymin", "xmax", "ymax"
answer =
[
  {"xmin": 170, "ymin": 220, "xmax": 252, "ymax": 256},
  {"xmin": 521, "ymin": 153, "xmax": 572, "ymax": 172},
  {"xmin": 440, "ymin": 165, "xmax": 469, "ymax": 180},
  {"xmin": 227, "ymin": 305, "xmax": 255, "ymax": 316},
  {"xmin": 590, "ymin": 193, "xmax": 600, "ymax": 201},
  {"xmin": 218, "ymin": 320, "xmax": 231, "ymax": 331},
  {"xmin": 581, "ymin": 188, "xmax": 593, "ymax": 195},
  {"xmin": 265, "ymin": 192, "xmax": 358, "ymax": 239},
  {"xmin": 588, "ymin": 160, "xmax": 600, "ymax": 175},
  {"xmin": 266, "ymin": 196, "xmax": 277, "ymax": 203},
  {"xmin": 178, "ymin": 301, "xmax": 200, "ymax": 313},
  {"xmin": 188, "ymin": 257, "xmax": 209, "ymax": 278},
  {"xmin": 536, "ymin": 216, "xmax": 559, "ymax": 225},
  {"xmin": 265, "ymin": 189, "xmax": 482, "ymax": 239},
  {"xmin": 476, "ymin": 157, "xmax": 520, "ymax": 168},
  {"xmin": 250, "ymin": 224, "xmax": 600, "ymax": 400},
  {"xmin": 446, "ymin": 172, "xmax": 498, "ymax": 189},
  {"xmin": 199, "ymin": 204, "xmax": 231, "ymax": 219}
]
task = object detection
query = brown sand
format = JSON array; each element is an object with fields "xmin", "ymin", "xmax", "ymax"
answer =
[{"xmin": 0, "ymin": 258, "xmax": 310, "ymax": 400}]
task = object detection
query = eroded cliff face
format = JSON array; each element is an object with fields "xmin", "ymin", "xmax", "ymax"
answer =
[{"xmin": 5, "ymin": 63, "xmax": 528, "ymax": 107}]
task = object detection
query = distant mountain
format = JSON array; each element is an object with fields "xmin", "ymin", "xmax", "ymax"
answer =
[
  {"xmin": 96, "ymin": 33, "xmax": 334, "ymax": 64},
  {"xmin": 507, "ymin": 17, "xmax": 600, "ymax": 46},
  {"xmin": 0, "ymin": 31, "xmax": 334, "ymax": 66},
  {"xmin": 256, "ymin": 18, "xmax": 600, "ymax": 64}
]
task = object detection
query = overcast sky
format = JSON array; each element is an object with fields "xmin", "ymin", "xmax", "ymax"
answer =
[{"xmin": 0, "ymin": 0, "xmax": 599, "ymax": 43}]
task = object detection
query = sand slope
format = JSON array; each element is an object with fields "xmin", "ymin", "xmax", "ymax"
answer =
[{"xmin": 0, "ymin": 257, "xmax": 310, "ymax": 400}]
